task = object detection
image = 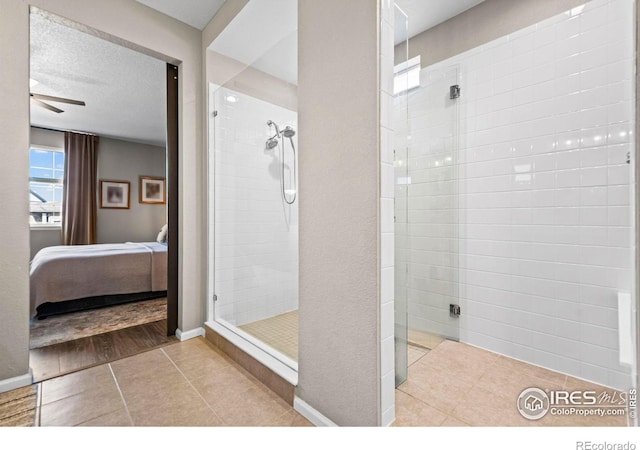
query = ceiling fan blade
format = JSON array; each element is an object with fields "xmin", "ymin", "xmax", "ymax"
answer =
[
  {"xmin": 31, "ymin": 97, "xmax": 64, "ymax": 114},
  {"xmin": 30, "ymin": 93, "xmax": 85, "ymax": 106}
]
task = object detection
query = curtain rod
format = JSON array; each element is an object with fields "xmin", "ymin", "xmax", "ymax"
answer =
[{"xmin": 31, "ymin": 125, "xmax": 97, "ymax": 136}]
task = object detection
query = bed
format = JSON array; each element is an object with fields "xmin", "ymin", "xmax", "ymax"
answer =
[{"xmin": 30, "ymin": 241, "xmax": 167, "ymax": 319}]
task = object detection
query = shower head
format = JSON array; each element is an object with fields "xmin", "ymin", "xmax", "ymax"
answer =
[
  {"xmin": 267, "ymin": 120, "xmax": 280, "ymax": 137},
  {"xmin": 266, "ymin": 137, "xmax": 279, "ymax": 150},
  {"xmin": 282, "ymin": 126, "xmax": 296, "ymax": 138}
]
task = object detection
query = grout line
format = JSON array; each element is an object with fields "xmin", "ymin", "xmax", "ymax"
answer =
[
  {"xmin": 159, "ymin": 347, "xmax": 227, "ymax": 425},
  {"xmin": 107, "ymin": 363, "xmax": 134, "ymax": 427},
  {"xmin": 34, "ymin": 383, "xmax": 42, "ymax": 427}
]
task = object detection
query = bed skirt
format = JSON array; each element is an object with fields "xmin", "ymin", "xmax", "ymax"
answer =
[{"xmin": 35, "ymin": 291, "xmax": 167, "ymax": 320}]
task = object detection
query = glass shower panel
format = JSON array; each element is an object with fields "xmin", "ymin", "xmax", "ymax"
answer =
[
  {"xmin": 206, "ymin": 0, "xmax": 299, "ymax": 368},
  {"xmin": 393, "ymin": 2, "xmax": 409, "ymax": 387},
  {"xmin": 405, "ymin": 65, "xmax": 461, "ymax": 348},
  {"xmin": 211, "ymin": 85, "xmax": 298, "ymax": 365}
]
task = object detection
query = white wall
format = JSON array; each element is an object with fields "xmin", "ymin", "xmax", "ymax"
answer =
[
  {"xmin": 399, "ymin": 0, "xmax": 635, "ymax": 390},
  {"xmin": 212, "ymin": 86, "xmax": 298, "ymax": 326}
]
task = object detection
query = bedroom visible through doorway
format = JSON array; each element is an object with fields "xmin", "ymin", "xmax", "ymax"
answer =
[{"xmin": 28, "ymin": 9, "xmax": 179, "ymax": 381}]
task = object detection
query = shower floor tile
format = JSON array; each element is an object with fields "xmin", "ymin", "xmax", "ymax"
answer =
[
  {"xmin": 238, "ymin": 310, "xmax": 298, "ymax": 362},
  {"xmin": 395, "ymin": 340, "xmax": 630, "ymax": 427}
]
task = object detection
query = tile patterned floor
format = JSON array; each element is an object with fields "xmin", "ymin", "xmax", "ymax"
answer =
[
  {"xmin": 33, "ymin": 337, "xmax": 311, "ymax": 427},
  {"xmin": 2, "ymin": 335, "xmax": 631, "ymax": 427},
  {"xmin": 394, "ymin": 340, "xmax": 630, "ymax": 427},
  {"xmin": 239, "ymin": 310, "xmax": 298, "ymax": 362}
]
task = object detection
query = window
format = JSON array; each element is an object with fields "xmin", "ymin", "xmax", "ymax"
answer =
[
  {"xmin": 394, "ymin": 55, "xmax": 421, "ymax": 95},
  {"xmin": 29, "ymin": 146, "xmax": 64, "ymax": 226}
]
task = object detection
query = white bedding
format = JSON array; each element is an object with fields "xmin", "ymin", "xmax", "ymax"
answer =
[{"xmin": 30, "ymin": 242, "xmax": 167, "ymax": 316}]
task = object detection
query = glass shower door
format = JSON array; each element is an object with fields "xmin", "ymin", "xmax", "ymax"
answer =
[
  {"xmin": 406, "ymin": 65, "xmax": 461, "ymax": 348},
  {"xmin": 393, "ymin": 3, "xmax": 409, "ymax": 387}
]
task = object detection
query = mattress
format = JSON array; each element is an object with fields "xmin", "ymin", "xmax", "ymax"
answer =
[{"xmin": 29, "ymin": 242, "xmax": 167, "ymax": 317}]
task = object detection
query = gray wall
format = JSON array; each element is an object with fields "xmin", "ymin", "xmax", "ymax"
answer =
[
  {"xmin": 29, "ymin": 127, "xmax": 166, "ymax": 258},
  {"xmin": 397, "ymin": 0, "xmax": 590, "ymax": 67},
  {"xmin": 97, "ymin": 137, "xmax": 166, "ymax": 244},
  {"xmin": 1, "ymin": 0, "xmax": 205, "ymax": 391},
  {"xmin": 0, "ymin": 0, "xmax": 31, "ymax": 386},
  {"xmin": 297, "ymin": 0, "xmax": 381, "ymax": 426}
]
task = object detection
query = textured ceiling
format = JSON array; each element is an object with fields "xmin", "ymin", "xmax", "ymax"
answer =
[{"xmin": 30, "ymin": 12, "xmax": 166, "ymax": 147}]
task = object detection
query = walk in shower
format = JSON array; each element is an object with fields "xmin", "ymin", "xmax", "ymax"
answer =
[
  {"xmin": 206, "ymin": 0, "xmax": 299, "ymax": 373},
  {"xmin": 394, "ymin": 0, "xmax": 638, "ymax": 393}
]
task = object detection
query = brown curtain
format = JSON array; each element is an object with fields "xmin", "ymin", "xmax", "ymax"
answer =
[{"xmin": 62, "ymin": 132, "xmax": 99, "ymax": 245}]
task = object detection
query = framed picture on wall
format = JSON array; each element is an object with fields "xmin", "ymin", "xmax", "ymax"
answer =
[
  {"xmin": 100, "ymin": 180, "xmax": 130, "ymax": 209},
  {"xmin": 139, "ymin": 176, "xmax": 166, "ymax": 204}
]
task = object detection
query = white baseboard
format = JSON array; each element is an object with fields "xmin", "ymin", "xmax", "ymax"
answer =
[
  {"xmin": 293, "ymin": 396, "xmax": 338, "ymax": 427},
  {"xmin": 175, "ymin": 327, "xmax": 205, "ymax": 341},
  {"xmin": 0, "ymin": 369, "xmax": 33, "ymax": 394}
]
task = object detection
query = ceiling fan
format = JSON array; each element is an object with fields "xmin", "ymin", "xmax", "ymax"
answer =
[{"xmin": 30, "ymin": 93, "xmax": 86, "ymax": 114}]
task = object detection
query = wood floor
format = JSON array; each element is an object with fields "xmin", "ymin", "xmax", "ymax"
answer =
[
  {"xmin": 30, "ymin": 319, "xmax": 178, "ymax": 382},
  {"xmin": 0, "ymin": 384, "xmax": 38, "ymax": 427}
]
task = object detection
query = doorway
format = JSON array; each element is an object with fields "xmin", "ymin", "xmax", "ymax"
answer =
[{"xmin": 27, "ymin": 9, "xmax": 179, "ymax": 382}]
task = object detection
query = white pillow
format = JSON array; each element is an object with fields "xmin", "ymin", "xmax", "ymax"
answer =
[{"xmin": 156, "ymin": 224, "xmax": 168, "ymax": 243}]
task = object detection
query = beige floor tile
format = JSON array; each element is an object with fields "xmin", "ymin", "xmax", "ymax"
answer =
[
  {"xmin": 398, "ymin": 366, "xmax": 473, "ymax": 414},
  {"xmin": 109, "ymin": 348, "xmax": 175, "ymax": 380},
  {"xmin": 449, "ymin": 385, "xmax": 554, "ymax": 427},
  {"xmin": 408, "ymin": 329, "xmax": 444, "ymax": 350},
  {"xmin": 414, "ymin": 345, "xmax": 491, "ymax": 385},
  {"xmin": 440, "ymin": 416, "xmax": 469, "ymax": 426},
  {"xmin": 78, "ymin": 409, "xmax": 133, "ymax": 426},
  {"xmin": 407, "ymin": 345, "xmax": 428, "ymax": 366},
  {"xmin": 392, "ymin": 390, "xmax": 447, "ymax": 426},
  {"xmin": 491, "ymin": 355, "xmax": 567, "ymax": 387},
  {"xmin": 127, "ymin": 391, "xmax": 224, "ymax": 427},
  {"xmin": 162, "ymin": 337, "xmax": 222, "ymax": 363},
  {"xmin": 268, "ymin": 410, "xmax": 314, "ymax": 427},
  {"xmin": 210, "ymin": 386, "xmax": 292, "ymax": 426},
  {"xmin": 40, "ymin": 387, "xmax": 126, "ymax": 426},
  {"xmin": 475, "ymin": 363, "xmax": 563, "ymax": 403},
  {"xmin": 168, "ymin": 350, "xmax": 231, "ymax": 381},
  {"xmin": 41, "ymin": 364, "xmax": 115, "ymax": 405},
  {"xmin": 190, "ymin": 365, "xmax": 263, "ymax": 407}
]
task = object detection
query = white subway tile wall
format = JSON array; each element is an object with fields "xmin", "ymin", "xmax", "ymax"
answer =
[
  {"xmin": 213, "ymin": 87, "xmax": 298, "ymax": 327},
  {"xmin": 395, "ymin": 0, "xmax": 635, "ymax": 390}
]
